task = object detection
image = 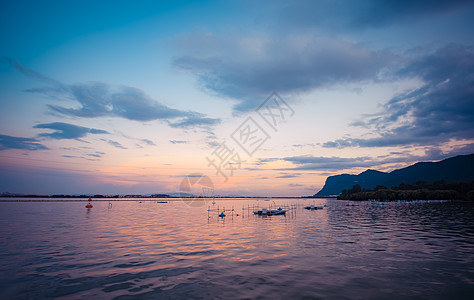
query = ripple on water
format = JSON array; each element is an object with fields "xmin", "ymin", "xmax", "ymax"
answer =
[{"xmin": 0, "ymin": 200, "xmax": 473, "ymax": 299}]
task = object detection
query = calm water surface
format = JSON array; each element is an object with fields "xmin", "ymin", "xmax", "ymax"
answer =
[{"xmin": 0, "ymin": 198, "xmax": 473, "ymax": 299}]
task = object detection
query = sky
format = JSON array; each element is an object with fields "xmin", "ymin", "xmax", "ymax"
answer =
[{"xmin": 1, "ymin": 0, "xmax": 474, "ymax": 196}]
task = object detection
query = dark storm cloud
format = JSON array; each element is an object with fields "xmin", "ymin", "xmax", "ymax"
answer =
[
  {"xmin": 0, "ymin": 134, "xmax": 48, "ymax": 151},
  {"xmin": 34, "ymin": 122, "xmax": 109, "ymax": 140},
  {"xmin": 323, "ymin": 44, "xmax": 474, "ymax": 148},
  {"xmin": 174, "ymin": 36, "xmax": 395, "ymax": 111},
  {"xmin": 10, "ymin": 61, "xmax": 221, "ymax": 128}
]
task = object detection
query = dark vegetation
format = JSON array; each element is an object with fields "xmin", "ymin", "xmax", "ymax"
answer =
[
  {"xmin": 338, "ymin": 180, "xmax": 474, "ymax": 201},
  {"xmin": 317, "ymin": 154, "xmax": 474, "ymax": 197}
]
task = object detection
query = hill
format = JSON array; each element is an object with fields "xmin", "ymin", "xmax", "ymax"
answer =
[{"xmin": 315, "ymin": 153, "xmax": 474, "ymax": 197}]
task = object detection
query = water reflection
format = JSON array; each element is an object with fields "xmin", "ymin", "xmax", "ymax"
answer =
[{"xmin": 0, "ymin": 199, "xmax": 473, "ymax": 299}]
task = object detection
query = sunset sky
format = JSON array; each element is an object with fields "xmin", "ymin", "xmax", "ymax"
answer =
[{"xmin": 1, "ymin": 0, "xmax": 474, "ymax": 196}]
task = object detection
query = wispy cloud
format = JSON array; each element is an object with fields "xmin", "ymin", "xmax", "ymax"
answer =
[
  {"xmin": 169, "ymin": 113, "xmax": 221, "ymax": 128},
  {"xmin": 104, "ymin": 139, "xmax": 127, "ymax": 149},
  {"xmin": 169, "ymin": 140, "xmax": 188, "ymax": 144},
  {"xmin": 10, "ymin": 61, "xmax": 221, "ymax": 128},
  {"xmin": 0, "ymin": 134, "xmax": 48, "ymax": 151},
  {"xmin": 281, "ymin": 155, "xmax": 374, "ymax": 171},
  {"xmin": 270, "ymin": 145, "xmax": 474, "ymax": 171},
  {"xmin": 34, "ymin": 122, "xmax": 109, "ymax": 140},
  {"xmin": 140, "ymin": 139, "xmax": 156, "ymax": 146},
  {"xmin": 207, "ymin": 141, "xmax": 219, "ymax": 147},
  {"xmin": 276, "ymin": 172, "xmax": 302, "ymax": 178}
]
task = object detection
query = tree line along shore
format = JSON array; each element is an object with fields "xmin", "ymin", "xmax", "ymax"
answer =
[{"xmin": 338, "ymin": 180, "xmax": 474, "ymax": 201}]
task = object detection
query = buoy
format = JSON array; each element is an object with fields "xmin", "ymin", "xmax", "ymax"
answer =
[{"xmin": 86, "ymin": 197, "xmax": 93, "ymax": 208}]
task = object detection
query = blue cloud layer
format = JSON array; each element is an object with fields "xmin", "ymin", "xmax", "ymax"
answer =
[
  {"xmin": 323, "ymin": 44, "xmax": 474, "ymax": 148},
  {"xmin": 34, "ymin": 122, "xmax": 109, "ymax": 140},
  {"xmin": 260, "ymin": 143, "xmax": 474, "ymax": 171},
  {"xmin": 11, "ymin": 61, "xmax": 221, "ymax": 128},
  {"xmin": 174, "ymin": 36, "xmax": 394, "ymax": 111},
  {"xmin": 269, "ymin": 0, "xmax": 473, "ymax": 31},
  {"xmin": 0, "ymin": 134, "xmax": 48, "ymax": 151}
]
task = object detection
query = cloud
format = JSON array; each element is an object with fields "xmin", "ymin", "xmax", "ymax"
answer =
[
  {"xmin": 169, "ymin": 140, "xmax": 188, "ymax": 144},
  {"xmin": 169, "ymin": 113, "xmax": 221, "ymax": 128},
  {"xmin": 207, "ymin": 141, "xmax": 219, "ymax": 147},
  {"xmin": 266, "ymin": 144, "xmax": 474, "ymax": 171},
  {"xmin": 270, "ymin": 0, "xmax": 473, "ymax": 31},
  {"xmin": 282, "ymin": 155, "xmax": 374, "ymax": 171},
  {"xmin": 323, "ymin": 44, "xmax": 474, "ymax": 148},
  {"xmin": 0, "ymin": 134, "xmax": 48, "ymax": 151},
  {"xmin": 10, "ymin": 61, "xmax": 221, "ymax": 128},
  {"xmin": 259, "ymin": 153, "xmax": 431, "ymax": 171},
  {"xmin": 7, "ymin": 59, "xmax": 63, "ymax": 87},
  {"xmin": 173, "ymin": 34, "xmax": 395, "ymax": 111},
  {"xmin": 140, "ymin": 139, "xmax": 156, "ymax": 146},
  {"xmin": 105, "ymin": 139, "xmax": 127, "ymax": 149},
  {"xmin": 172, "ymin": 2, "xmax": 473, "ymax": 113},
  {"xmin": 276, "ymin": 172, "xmax": 302, "ymax": 178},
  {"xmin": 34, "ymin": 122, "xmax": 109, "ymax": 140}
]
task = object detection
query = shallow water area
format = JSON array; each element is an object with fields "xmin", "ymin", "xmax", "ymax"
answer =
[{"xmin": 0, "ymin": 198, "xmax": 473, "ymax": 299}]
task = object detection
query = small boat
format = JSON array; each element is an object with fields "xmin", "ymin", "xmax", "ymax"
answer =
[
  {"xmin": 219, "ymin": 211, "xmax": 226, "ymax": 217},
  {"xmin": 304, "ymin": 204, "xmax": 323, "ymax": 210},
  {"xmin": 253, "ymin": 207, "xmax": 286, "ymax": 216}
]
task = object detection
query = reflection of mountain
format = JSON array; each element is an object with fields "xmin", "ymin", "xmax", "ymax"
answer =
[{"xmin": 316, "ymin": 154, "xmax": 474, "ymax": 197}]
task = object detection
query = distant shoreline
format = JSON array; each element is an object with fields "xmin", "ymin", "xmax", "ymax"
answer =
[{"xmin": 0, "ymin": 196, "xmax": 309, "ymax": 202}]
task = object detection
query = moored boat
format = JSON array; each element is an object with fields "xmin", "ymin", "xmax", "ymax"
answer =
[
  {"xmin": 253, "ymin": 207, "xmax": 286, "ymax": 216},
  {"xmin": 304, "ymin": 204, "xmax": 323, "ymax": 210}
]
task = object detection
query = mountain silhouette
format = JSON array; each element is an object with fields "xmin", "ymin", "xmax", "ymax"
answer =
[{"xmin": 315, "ymin": 153, "xmax": 474, "ymax": 196}]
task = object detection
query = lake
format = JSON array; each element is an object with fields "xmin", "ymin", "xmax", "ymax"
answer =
[{"xmin": 0, "ymin": 198, "xmax": 473, "ymax": 299}]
